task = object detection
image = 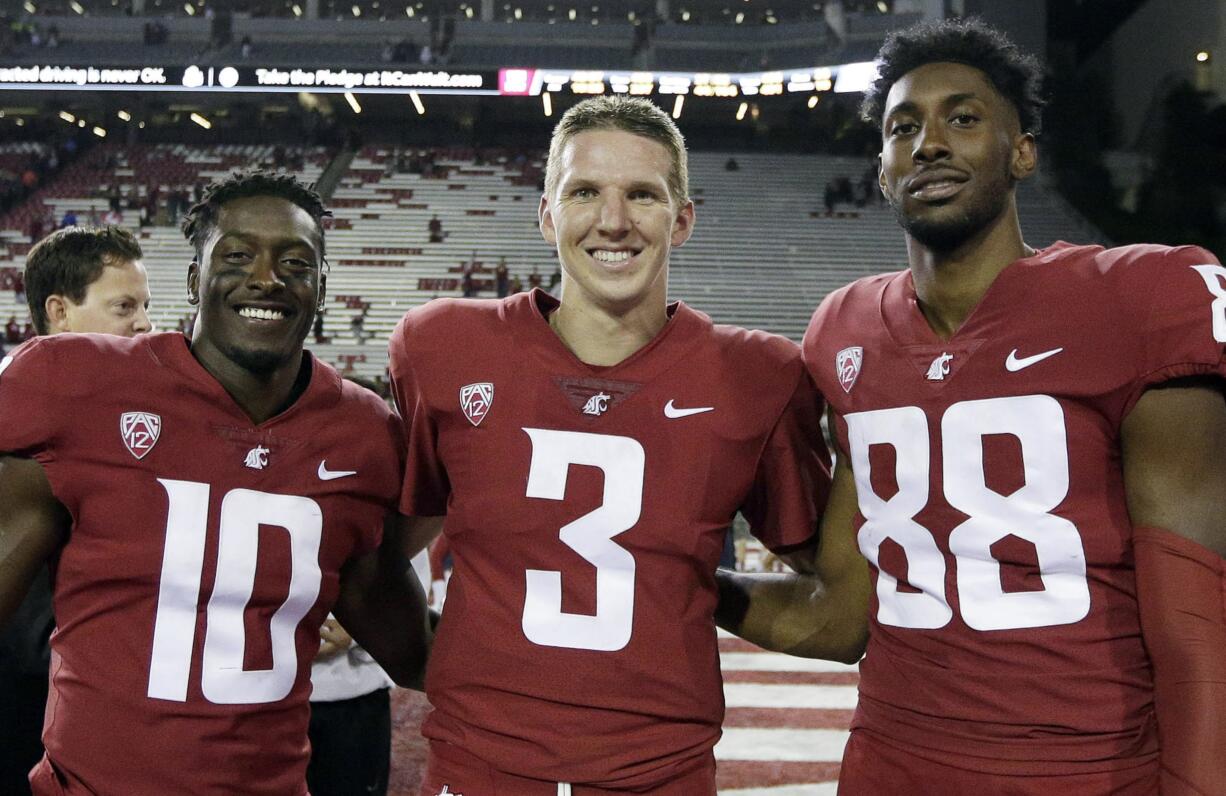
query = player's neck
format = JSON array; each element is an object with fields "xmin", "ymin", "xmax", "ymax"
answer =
[
  {"xmin": 548, "ymin": 295, "xmax": 668, "ymax": 367},
  {"xmin": 907, "ymin": 212, "xmax": 1033, "ymax": 341},
  {"xmin": 191, "ymin": 340, "xmax": 310, "ymax": 425}
]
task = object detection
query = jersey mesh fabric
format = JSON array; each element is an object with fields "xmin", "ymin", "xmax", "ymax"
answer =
[
  {"xmin": 804, "ymin": 242, "xmax": 1224, "ymax": 776},
  {"xmin": 0, "ymin": 332, "xmax": 402, "ymax": 796},
  {"xmin": 390, "ymin": 290, "xmax": 830, "ymax": 788}
]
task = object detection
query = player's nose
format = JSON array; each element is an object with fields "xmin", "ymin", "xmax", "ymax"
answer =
[
  {"xmin": 913, "ymin": 122, "xmax": 953, "ymax": 163},
  {"xmin": 595, "ymin": 194, "xmax": 631, "ymax": 236},
  {"xmin": 246, "ymin": 253, "xmax": 287, "ymax": 291}
]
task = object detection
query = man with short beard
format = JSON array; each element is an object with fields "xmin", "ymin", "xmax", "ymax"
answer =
[
  {"xmin": 0, "ymin": 172, "xmax": 430, "ymax": 795},
  {"xmin": 717, "ymin": 18, "xmax": 1225, "ymax": 795}
]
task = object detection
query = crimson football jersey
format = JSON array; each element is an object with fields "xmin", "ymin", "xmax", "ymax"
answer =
[
  {"xmin": 0, "ymin": 332, "xmax": 402, "ymax": 795},
  {"xmin": 390, "ymin": 290, "xmax": 829, "ymax": 789},
  {"xmin": 804, "ymin": 242, "xmax": 1226, "ymax": 776}
]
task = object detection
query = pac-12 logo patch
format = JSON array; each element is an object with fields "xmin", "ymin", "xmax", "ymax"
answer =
[
  {"xmin": 459, "ymin": 382, "xmax": 493, "ymax": 427},
  {"xmin": 836, "ymin": 346, "xmax": 863, "ymax": 393},
  {"xmin": 120, "ymin": 412, "xmax": 162, "ymax": 459}
]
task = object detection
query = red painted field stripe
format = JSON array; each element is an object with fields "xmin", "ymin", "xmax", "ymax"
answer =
[
  {"xmin": 723, "ymin": 670, "xmax": 860, "ymax": 686},
  {"xmin": 723, "ymin": 706, "xmax": 856, "ymax": 728},
  {"xmin": 719, "ymin": 637, "xmax": 768, "ymax": 653},
  {"xmin": 716, "ymin": 760, "xmax": 843, "ymax": 790}
]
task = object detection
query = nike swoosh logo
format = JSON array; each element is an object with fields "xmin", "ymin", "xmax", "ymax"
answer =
[
  {"xmin": 1005, "ymin": 347, "xmax": 1064, "ymax": 372},
  {"xmin": 664, "ymin": 399, "xmax": 715, "ymax": 419},
  {"xmin": 318, "ymin": 461, "xmax": 358, "ymax": 481}
]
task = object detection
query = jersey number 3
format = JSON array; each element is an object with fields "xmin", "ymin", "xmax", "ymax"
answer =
[
  {"xmin": 147, "ymin": 479, "xmax": 323, "ymax": 705},
  {"xmin": 847, "ymin": 395, "xmax": 1091, "ymax": 632},
  {"xmin": 520, "ymin": 428, "xmax": 644, "ymax": 652}
]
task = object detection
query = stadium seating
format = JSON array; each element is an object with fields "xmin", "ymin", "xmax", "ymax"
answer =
[{"xmin": 0, "ymin": 144, "xmax": 1104, "ymax": 379}]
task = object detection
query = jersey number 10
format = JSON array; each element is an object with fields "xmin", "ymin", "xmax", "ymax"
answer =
[{"xmin": 147, "ymin": 480, "xmax": 323, "ymax": 705}]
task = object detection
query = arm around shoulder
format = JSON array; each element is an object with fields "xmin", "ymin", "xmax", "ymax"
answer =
[
  {"xmin": 1121, "ymin": 381, "xmax": 1226, "ymax": 795},
  {"xmin": 332, "ymin": 514, "xmax": 442, "ymax": 690},
  {"xmin": 716, "ymin": 449, "xmax": 870, "ymax": 663}
]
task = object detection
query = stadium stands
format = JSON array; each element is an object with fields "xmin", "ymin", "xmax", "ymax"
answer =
[{"xmin": 0, "ymin": 143, "xmax": 1103, "ymax": 378}]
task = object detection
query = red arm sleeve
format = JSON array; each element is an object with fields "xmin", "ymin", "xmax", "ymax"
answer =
[
  {"xmin": 1133, "ymin": 525, "xmax": 1226, "ymax": 796},
  {"xmin": 388, "ymin": 312, "xmax": 451, "ymax": 517},
  {"xmin": 741, "ymin": 366, "xmax": 831, "ymax": 553}
]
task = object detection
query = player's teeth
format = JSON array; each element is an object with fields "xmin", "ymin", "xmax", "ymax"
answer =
[
  {"xmin": 238, "ymin": 307, "xmax": 285, "ymax": 320},
  {"xmin": 592, "ymin": 250, "xmax": 631, "ymax": 263}
]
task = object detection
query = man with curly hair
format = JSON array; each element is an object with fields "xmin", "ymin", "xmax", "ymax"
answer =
[
  {"xmin": 0, "ymin": 172, "xmax": 431, "ymax": 795},
  {"xmin": 718, "ymin": 18, "xmax": 1225, "ymax": 794}
]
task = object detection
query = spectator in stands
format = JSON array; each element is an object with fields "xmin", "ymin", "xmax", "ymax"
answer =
[
  {"xmin": 509, "ymin": 274, "xmax": 523, "ymax": 294},
  {"xmin": 5, "ymin": 315, "xmax": 20, "ymax": 344},
  {"xmin": 725, "ymin": 157, "xmax": 740, "ymax": 171},
  {"xmin": 494, "ymin": 257, "xmax": 509, "ymax": 298},
  {"xmin": 460, "ymin": 265, "xmax": 477, "ymax": 299},
  {"xmin": 144, "ymin": 186, "xmax": 160, "ymax": 226},
  {"xmin": 102, "ymin": 207, "xmax": 123, "ymax": 226},
  {"xmin": 240, "ymin": 35, "xmax": 253, "ymax": 58},
  {"xmin": 527, "ymin": 265, "xmax": 543, "ymax": 291},
  {"xmin": 860, "ymin": 164, "xmax": 878, "ymax": 204},
  {"xmin": 60, "ymin": 209, "xmax": 77, "ymax": 229},
  {"xmin": 27, "ymin": 214, "xmax": 45, "ymax": 245},
  {"xmin": 351, "ymin": 307, "xmax": 370, "ymax": 343},
  {"xmin": 547, "ymin": 266, "xmax": 561, "ymax": 293},
  {"xmin": 419, "ymin": 42, "xmax": 433, "ymax": 65},
  {"xmin": 427, "ymin": 214, "xmax": 443, "ymax": 243},
  {"xmin": 854, "ymin": 178, "xmax": 870, "ymax": 208},
  {"xmin": 13, "ymin": 271, "xmax": 24, "ymax": 305},
  {"xmin": 1, "ymin": 224, "xmax": 151, "ymax": 795}
]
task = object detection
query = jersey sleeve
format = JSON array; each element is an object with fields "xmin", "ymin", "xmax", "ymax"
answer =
[
  {"xmin": 1125, "ymin": 245, "xmax": 1226, "ymax": 413},
  {"xmin": 388, "ymin": 313, "xmax": 451, "ymax": 517},
  {"xmin": 740, "ymin": 365, "xmax": 831, "ymax": 553},
  {"xmin": 0, "ymin": 338, "xmax": 59, "ymax": 457}
]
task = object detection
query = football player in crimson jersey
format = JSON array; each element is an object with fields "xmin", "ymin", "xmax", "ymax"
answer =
[
  {"xmin": 0, "ymin": 172, "xmax": 431, "ymax": 796},
  {"xmin": 0, "ymin": 226, "xmax": 152, "ymax": 796},
  {"xmin": 389, "ymin": 96, "xmax": 867, "ymax": 795},
  {"xmin": 718, "ymin": 18, "xmax": 1226, "ymax": 795}
]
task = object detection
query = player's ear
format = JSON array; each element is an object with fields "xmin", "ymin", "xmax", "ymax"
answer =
[
  {"xmin": 1011, "ymin": 133, "xmax": 1037, "ymax": 181},
  {"xmin": 186, "ymin": 261, "xmax": 200, "ymax": 305},
  {"xmin": 45, "ymin": 294, "xmax": 70, "ymax": 333},
  {"xmin": 671, "ymin": 199, "xmax": 695, "ymax": 247},
  {"xmin": 876, "ymin": 154, "xmax": 888, "ymax": 200},
  {"xmin": 539, "ymin": 194, "xmax": 558, "ymax": 246}
]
